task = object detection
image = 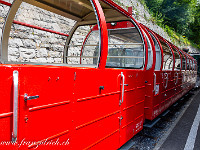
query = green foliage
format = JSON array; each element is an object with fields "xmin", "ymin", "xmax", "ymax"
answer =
[
  {"xmin": 163, "ymin": 25, "xmax": 189, "ymax": 45},
  {"xmin": 189, "ymin": 4, "xmax": 200, "ymax": 48},
  {"xmin": 144, "ymin": 0, "xmax": 200, "ymax": 49},
  {"xmin": 138, "ymin": 0, "xmax": 146, "ymax": 6}
]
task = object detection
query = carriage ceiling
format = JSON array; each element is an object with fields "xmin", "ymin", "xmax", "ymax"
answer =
[{"xmin": 23, "ymin": 0, "xmax": 129, "ymax": 22}]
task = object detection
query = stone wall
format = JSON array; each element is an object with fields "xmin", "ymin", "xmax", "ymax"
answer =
[
  {"xmin": 1, "ymin": 0, "xmax": 76, "ymax": 63},
  {"xmin": 0, "ymin": 0, "xmax": 198, "ymax": 64}
]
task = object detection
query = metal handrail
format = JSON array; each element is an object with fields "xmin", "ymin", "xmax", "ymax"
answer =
[
  {"xmin": 67, "ymin": 43, "xmax": 144, "ymax": 47},
  {"xmin": 66, "ymin": 56, "xmax": 144, "ymax": 59},
  {"xmin": 175, "ymin": 72, "xmax": 179, "ymax": 85},
  {"xmin": 164, "ymin": 72, "xmax": 168, "ymax": 88},
  {"xmin": 154, "ymin": 73, "xmax": 156, "ymax": 91},
  {"xmin": 12, "ymin": 70, "xmax": 19, "ymax": 142},
  {"xmin": 0, "ymin": 0, "xmax": 11, "ymax": 6},
  {"xmin": 120, "ymin": 72, "xmax": 125, "ymax": 104},
  {"xmin": 13, "ymin": 20, "xmax": 69, "ymax": 37}
]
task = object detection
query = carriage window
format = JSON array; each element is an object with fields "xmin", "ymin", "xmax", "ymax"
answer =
[
  {"xmin": 106, "ymin": 21, "xmax": 144, "ymax": 69},
  {"xmin": 149, "ymin": 32, "xmax": 161, "ymax": 70},
  {"xmin": 190, "ymin": 60, "xmax": 193, "ymax": 70},
  {"xmin": 195, "ymin": 62, "xmax": 196, "ymax": 71},
  {"xmin": 186, "ymin": 58, "xmax": 190, "ymax": 70},
  {"xmin": 66, "ymin": 24, "xmax": 100, "ymax": 66},
  {"xmin": 172, "ymin": 47, "xmax": 181, "ymax": 70},
  {"xmin": 192, "ymin": 61, "xmax": 194, "ymax": 71},
  {"xmin": 6, "ymin": 2, "xmax": 74, "ymax": 64},
  {"xmin": 194, "ymin": 62, "xmax": 197, "ymax": 71},
  {"xmin": 180, "ymin": 52, "xmax": 186, "ymax": 70},
  {"xmin": 143, "ymin": 31, "xmax": 153, "ymax": 70},
  {"xmin": 159, "ymin": 40, "xmax": 173, "ymax": 70}
]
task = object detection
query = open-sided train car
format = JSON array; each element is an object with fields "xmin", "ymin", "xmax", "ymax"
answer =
[
  {"xmin": 140, "ymin": 24, "xmax": 197, "ymax": 120},
  {"xmin": 0, "ymin": 0, "xmax": 197, "ymax": 149}
]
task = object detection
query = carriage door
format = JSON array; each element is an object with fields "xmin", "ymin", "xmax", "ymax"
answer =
[
  {"xmin": 105, "ymin": 20, "xmax": 145, "ymax": 146},
  {"xmin": 158, "ymin": 39, "xmax": 173, "ymax": 110},
  {"xmin": 18, "ymin": 67, "xmax": 75, "ymax": 150},
  {"xmin": 148, "ymin": 31, "xmax": 162, "ymax": 118},
  {"xmin": 119, "ymin": 71, "xmax": 145, "ymax": 146},
  {"xmin": 0, "ymin": 68, "xmax": 19, "ymax": 150},
  {"xmin": 172, "ymin": 47, "xmax": 182, "ymax": 98}
]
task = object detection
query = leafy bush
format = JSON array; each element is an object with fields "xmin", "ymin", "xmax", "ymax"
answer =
[{"xmin": 144, "ymin": 0, "xmax": 200, "ymax": 49}]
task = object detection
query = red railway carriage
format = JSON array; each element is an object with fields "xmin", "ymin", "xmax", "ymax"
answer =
[
  {"xmin": 0, "ymin": 0, "xmax": 197, "ymax": 149},
  {"xmin": 141, "ymin": 24, "xmax": 197, "ymax": 121}
]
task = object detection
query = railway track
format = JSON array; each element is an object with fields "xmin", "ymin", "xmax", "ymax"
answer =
[{"xmin": 122, "ymin": 88, "xmax": 200, "ymax": 150}]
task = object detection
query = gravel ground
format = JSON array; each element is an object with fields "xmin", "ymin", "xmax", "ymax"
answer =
[{"xmin": 127, "ymin": 89, "xmax": 199, "ymax": 150}]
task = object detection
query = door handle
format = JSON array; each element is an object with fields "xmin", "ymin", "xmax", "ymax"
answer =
[{"xmin": 24, "ymin": 93, "xmax": 39, "ymax": 101}]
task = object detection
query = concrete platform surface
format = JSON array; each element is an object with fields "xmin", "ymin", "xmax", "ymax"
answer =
[{"xmin": 157, "ymin": 90, "xmax": 200, "ymax": 150}]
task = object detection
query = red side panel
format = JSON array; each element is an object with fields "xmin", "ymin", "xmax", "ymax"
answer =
[
  {"xmin": 0, "ymin": 65, "xmax": 145, "ymax": 150},
  {"xmin": 0, "ymin": 66, "xmax": 18, "ymax": 150},
  {"xmin": 120, "ymin": 71, "xmax": 145, "ymax": 146},
  {"xmin": 18, "ymin": 66, "xmax": 75, "ymax": 150},
  {"xmin": 73, "ymin": 69, "xmax": 120, "ymax": 150}
]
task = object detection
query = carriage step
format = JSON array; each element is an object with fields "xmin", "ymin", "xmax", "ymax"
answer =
[
  {"xmin": 143, "ymin": 118, "xmax": 161, "ymax": 128},
  {"xmin": 161, "ymin": 110, "xmax": 170, "ymax": 117}
]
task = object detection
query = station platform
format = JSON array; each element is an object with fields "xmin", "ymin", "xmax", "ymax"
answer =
[{"xmin": 155, "ymin": 89, "xmax": 200, "ymax": 150}]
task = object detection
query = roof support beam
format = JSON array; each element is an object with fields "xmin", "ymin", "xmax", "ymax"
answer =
[{"xmin": 0, "ymin": 0, "xmax": 22, "ymax": 63}]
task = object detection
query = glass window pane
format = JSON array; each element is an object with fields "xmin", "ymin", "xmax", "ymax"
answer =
[
  {"xmin": 149, "ymin": 32, "xmax": 161, "ymax": 70},
  {"xmin": 106, "ymin": 21, "xmax": 144, "ymax": 69},
  {"xmin": 187, "ymin": 58, "xmax": 190, "ymax": 70},
  {"xmin": 172, "ymin": 47, "xmax": 181, "ymax": 70},
  {"xmin": 143, "ymin": 31, "xmax": 153, "ymax": 70},
  {"xmin": 190, "ymin": 60, "xmax": 193, "ymax": 70},
  {"xmin": 180, "ymin": 52, "xmax": 186, "ymax": 70},
  {"xmin": 159, "ymin": 40, "xmax": 173, "ymax": 70}
]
